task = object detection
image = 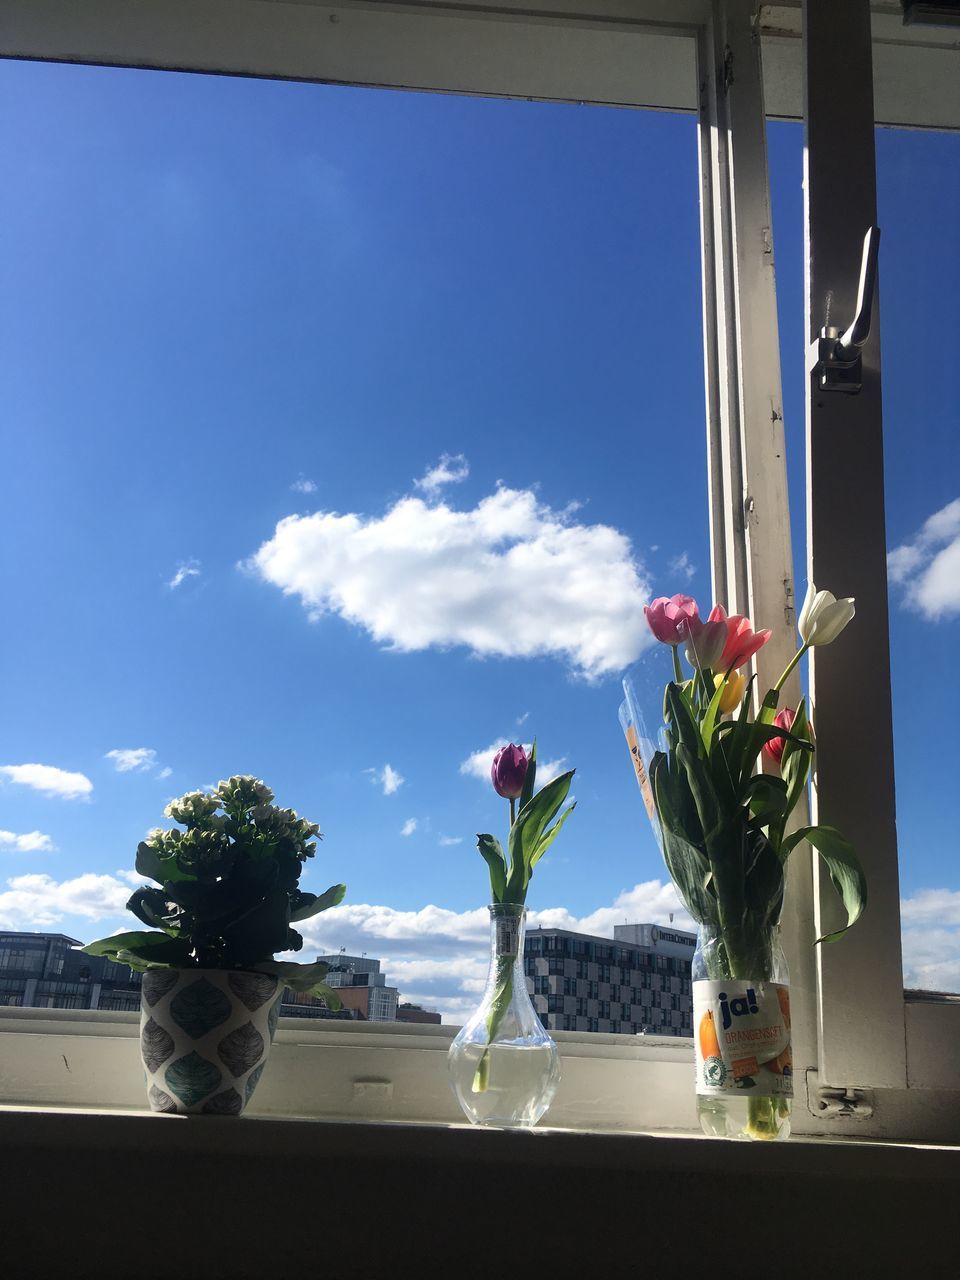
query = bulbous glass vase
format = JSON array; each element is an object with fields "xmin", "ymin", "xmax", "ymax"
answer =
[{"xmin": 448, "ymin": 903, "xmax": 561, "ymax": 1127}]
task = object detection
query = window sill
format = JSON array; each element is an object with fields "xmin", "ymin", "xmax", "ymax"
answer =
[{"xmin": 2, "ymin": 1103, "xmax": 957, "ymax": 1277}]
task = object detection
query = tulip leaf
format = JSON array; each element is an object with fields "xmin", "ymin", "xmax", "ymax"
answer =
[
  {"xmin": 477, "ymin": 833, "xmax": 508, "ymax": 904},
  {"xmin": 779, "ymin": 700, "xmax": 813, "ymax": 827},
  {"xmin": 651, "ymin": 753, "xmax": 717, "ymax": 928},
  {"xmin": 530, "ymin": 802, "xmax": 577, "ymax": 870},
  {"xmin": 506, "ymin": 770, "xmax": 575, "ymax": 901},
  {"xmin": 780, "ymin": 824, "xmax": 867, "ymax": 941},
  {"xmin": 743, "ymin": 774, "xmax": 789, "ymax": 828},
  {"xmin": 699, "ymin": 675, "xmax": 728, "ymax": 758},
  {"xmin": 518, "ymin": 739, "xmax": 537, "ymax": 814}
]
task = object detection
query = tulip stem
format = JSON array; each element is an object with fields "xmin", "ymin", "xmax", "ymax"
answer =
[
  {"xmin": 672, "ymin": 646, "xmax": 684, "ymax": 685},
  {"xmin": 774, "ymin": 643, "xmax": 808, "ymax": 694},
  {"xmin": 509, "ymin": 798, "xmax": 516, "ymax": 827}
]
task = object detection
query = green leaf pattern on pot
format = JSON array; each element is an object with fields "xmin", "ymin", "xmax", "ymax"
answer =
[
  {"xmin": 170, "ymin": 978, "xmax": 232, "ymax": 1038},
  {"xmin": 202, "ymin": 1088, "xmax": 244, "ymax": 1115},
  {"xmin": 164, "ymin": 1051, "xmax": 223, "ymax": 1107},
  {"xmin": 141, "ymin": 969, "xmax": 179, "ymax": 1007},
  {"xmin": 217, "ymin": 1022, "xmax": 265, "ymax": 1076},
  {"xmin": 228, "ymin": 971, "xmax": 279, "ymax": 1012},
  {"xmin": 141, "ymin": 1016, "xmax": 175, "ymax": 1073}
]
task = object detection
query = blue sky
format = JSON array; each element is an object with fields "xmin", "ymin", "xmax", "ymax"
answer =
[{"xmin": 1, "ymin": 61, "xmax": 957, "ymax": 1015}]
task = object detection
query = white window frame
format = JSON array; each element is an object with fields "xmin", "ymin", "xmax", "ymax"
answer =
[{"xmin": 2, "ymin": 0, "xmax": 958, "ymax": 1143}]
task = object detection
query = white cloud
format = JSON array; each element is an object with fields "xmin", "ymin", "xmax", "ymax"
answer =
[
  {"xmin": 247, "ymin": 480, "xmax": 653, "ymax": 680},
  {"xmin": 438, "ymin": 835, "xmax": 464, "ymax": 847},
  {"xmin": 370, "ymin": 763, "xmax": 403, "ymax": 796},
  {"xmin": 0, "ymin": 830, "xmax": 55, "ymax": 853},
  {"xmin": 459, "ymin": 740, "xmax": 567, "ymax": 788},
  {"xmin": 168, "ymin": 559, "xmax": 201, "ymax": 590},
  {"xmin": 888, "ymin": 497, "xmax": 960, "ymax": 619},
  {"xmin": 401, "ymin": 818, "xmax": 418, "ymax": 837},
  {"xmin": 668, "ymin": 551, "xmax": 696, "ymax": 581},
  {"xmin": 414, "ymin": 453, "xmax": 469, "ymax": 496},
  {"xmin": 291, "ymin": 476, "xmax": 318, "ymax": 494},
  {"xmin": 0, "ymin": 764, "xmax": 93, "ymax": 800},
  {"xmin": 900, "ymin": 889, "xmax": 960, "ymax": 993},
  {"xmin": 0, "ymin": 872, "xmax": 131, "ymax": 930},
  {"xmin": 156, "ymin": 766, "xmax": 173, "ymax": 780},
  {"xmin": 105, "ymin": 747, "xmax": 157, "ymax": 773}
]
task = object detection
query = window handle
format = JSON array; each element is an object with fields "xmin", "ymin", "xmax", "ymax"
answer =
[{"xmin": 809, "ymin": 225, "xmax": 881, "ymax": 393}]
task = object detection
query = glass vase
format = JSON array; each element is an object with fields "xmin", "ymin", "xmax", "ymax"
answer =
[
  {"xmin": 448, "ymin": 903, "xmax": 561, "ymax": 1127},
  {"xmin": 692, "ymin": 924, "xmax": 792, "ymax": 1141}
]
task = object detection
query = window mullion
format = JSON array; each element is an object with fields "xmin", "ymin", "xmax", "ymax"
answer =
[{"xmin": 803, "ymin": 0, "xmax": 907, "ymax": 1091}]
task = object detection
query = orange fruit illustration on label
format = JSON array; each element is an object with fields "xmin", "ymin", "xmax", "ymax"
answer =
[
  {"xmin": 699, "ymin": 1010, "xmax": 721, "ymax": 1060},
  {"xmin": 776, "ymin": 986, "xmax": 791, "ymax": 1030}
]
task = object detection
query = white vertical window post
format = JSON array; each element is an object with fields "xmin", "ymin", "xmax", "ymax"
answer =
[
  {"xmin": 803, "ymin": 0, "xmax": 907, "ymax": 1092},
  {"xmin": 697, "ymin": 0, "xmax": 818, "ymax": 1089}
]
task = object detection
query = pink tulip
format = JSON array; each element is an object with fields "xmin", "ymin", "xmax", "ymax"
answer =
[
  {"xmin": 763, "ymin": 708, "xmax": 796, "ymax": 766},
  {"xmin": 491, "ymin": 744, "xmax": 528, "ymax": 799},
  {"xmin": 644, "ymin": 595, "xmax": 701, "ymax": 647},
  {"xmin": 709, "ymin": 604, "xmax": 772, "ymax": 672},
  {"xmin": 685, "ymin": 619, "xmax": 728, "ymax": 670}
]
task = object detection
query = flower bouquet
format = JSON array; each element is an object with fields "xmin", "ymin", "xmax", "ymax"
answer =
[
  {"xmin": 620, "ymin": 586, "xmax": 867, "ymax": 1140},
  {"xmin": 447, "ymin": 741, "xmax": 575, "ymax": 1127}
]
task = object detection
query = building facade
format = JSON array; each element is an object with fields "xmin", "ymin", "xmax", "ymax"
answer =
[
  {"xmin": 0, "ymin": 931, "xmax": 142, "ymax": 1011},
  {"xmin": 318, "ymin": 954, "xmax": 400, "ymax": 1022},
  {"xmin": 524, "ymin": 922, "xmax": 694, "ymax": 1036}
]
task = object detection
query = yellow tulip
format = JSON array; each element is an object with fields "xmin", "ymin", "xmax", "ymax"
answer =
[{"xmin": 715, "ymin": 670, "xmax": 746, "ymax": 714}]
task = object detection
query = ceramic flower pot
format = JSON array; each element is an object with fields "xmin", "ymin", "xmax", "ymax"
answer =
[{"xmin": 139, "ymin": 968, "xmax": 283, "ymax": 1115}]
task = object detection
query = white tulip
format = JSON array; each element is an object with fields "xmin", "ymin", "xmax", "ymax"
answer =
[{"xmin": 798, "ymin": 582, "xmax": 856, "ymax": 646}]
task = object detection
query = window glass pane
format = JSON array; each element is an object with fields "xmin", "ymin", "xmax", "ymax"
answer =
[
  {"xmin": 876, "ymin": 126, "xmax": 960, "ymax": 994},
  {"xmin": 768, "ymin": 119, "xmax": 960, "ymax": 995},
  {"xmin": 1, "ymin": 60, "xmax": 706, "ymax": 1025}
]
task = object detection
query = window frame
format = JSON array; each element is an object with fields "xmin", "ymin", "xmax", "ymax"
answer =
[{"xmin": 1, "ymin": 0, "xmax": 958, "ymax": 1141}]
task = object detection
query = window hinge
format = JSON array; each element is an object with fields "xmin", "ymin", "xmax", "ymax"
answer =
[{"xmin": 807, "ymin": 1071, "xmax": 874, "ymax": 1119}]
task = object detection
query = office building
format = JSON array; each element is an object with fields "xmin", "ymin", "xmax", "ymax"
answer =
[
  {"xmin": 0, "ymin": 931, "xmax": 142, "ymax": 1012},
  {"xmin": 525, "ymin": 921, "xmax": 694, "ymax": 1036},
  {"xmin": 317, "ymin": 954, "xmax": 400, "ymax": 1022}
]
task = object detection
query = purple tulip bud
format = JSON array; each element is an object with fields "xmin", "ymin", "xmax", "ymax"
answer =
[{"xmin": 491, "ymin": 744, "xmax": 528, "ymax": 799}]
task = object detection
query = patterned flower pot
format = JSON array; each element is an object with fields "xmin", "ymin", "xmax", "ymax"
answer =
[{"xmin": 140, "ymin": 968, "xmax": 283, "ymax": 1115}]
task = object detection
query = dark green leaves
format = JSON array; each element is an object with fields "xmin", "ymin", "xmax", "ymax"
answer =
[
  {"xmin": 82, "ymin": 931, "xmax": 192, "ymax": 971},
  {"xmin": 84, "ymin": 781, "xmax": 347, "ymax": 992},
  {"xmin": 290, "ymin": 883, "xmax": 347, "ymax": 922},
  {"xmin": 780, "ymin": 824, "xmax": 867, "ymax": 941},
  {"xmin": 649, "ymin": 666, "xmax": 861, "ymax": 961},
  {"xmin": 254, "ymin": 961, "xmax": 342, "ymax": 1010},
  {"xmin": 476, "ymin": 834, "xmax": 507, "ymax": 903},
  {"xmin": 504, "ymin": 770, "xmax": 575, "ymax": 903}
]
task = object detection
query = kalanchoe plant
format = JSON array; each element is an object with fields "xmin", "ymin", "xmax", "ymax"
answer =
[{"xmin": 83, "ymin": 776, "xmax": 346, "ymax": 1006}]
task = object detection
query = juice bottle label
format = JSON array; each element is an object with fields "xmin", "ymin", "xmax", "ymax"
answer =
[{"xmin": 693, "ymin": 979, "xmax": 792, "ymax": 1097}]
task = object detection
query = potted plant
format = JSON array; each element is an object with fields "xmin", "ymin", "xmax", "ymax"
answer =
[{"xmin": 84, "ymin": 775, "xmax": 345, "ymax": 1115}]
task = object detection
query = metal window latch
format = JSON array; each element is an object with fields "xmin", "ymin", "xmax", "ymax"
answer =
[
  {"xmin": 809, "ymin": 226, "xmax": 881, "ymax": 394},
  {"xmin": 808, "ymin": 1072, "xmax": 875, "ymax": 1119}
]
